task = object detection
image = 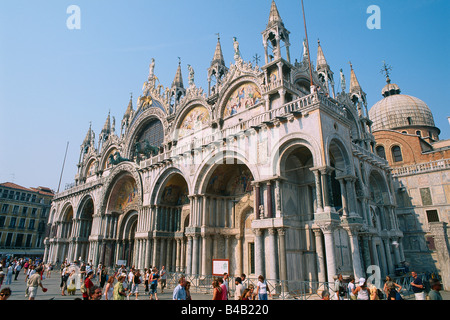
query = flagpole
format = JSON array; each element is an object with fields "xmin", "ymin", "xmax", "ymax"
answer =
[
  {"xmin": 301, "ymin": 0, "xmax": 314, "ymax": 91},
  {"xmin": 57, "ymin": 141, "xmax": 69, "ymax": 193}
]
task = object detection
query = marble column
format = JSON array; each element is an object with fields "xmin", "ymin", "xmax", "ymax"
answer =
[
  {"xmin": 313, "ymin": 229, "xmax": 326, "ymax": 283},
  {"xmin": 266, "ymin": 182, "xmax": 273, "ymax": 219},
  {"xmin": 186, "ymin": 236, "xmax": 193, "ymax": 275},
  {"xmin": 236, "ymin": 235, "xmax": 243, "ymax": 276},
  {"xmin": 192, "ymin": 235, "xmax": 200, "ymax": 275},
  {"xmin": 277, "ymin": 228, "xmax": 288, "ymax": 290},
  {"xmin": 337, "ymin": 177, "xmax": 349, "ymax": 216},
  {"xmin": 383, "ymin": 238, "xmax": 395, "ymax": 275},
  {"xmin": 253, "ymin": 183, "xmax": 261, "ymax": 219},
  {"xmin": 254, "ymin": 228, "xmax": 264, "ymax": 277},
  {"xmin": 346, "ymin": 227, "xmax": 364, "ymax": 279},
  {"xmin": 321, "ymin": 224, "xmax": 337, "ymax": 283},
  {"xmin": 310, "ymin": 169, "xmax": 323, "ymax": 213},
  {"xmin": 267, "ymin": 228, "xmax": 278, "ymax": 280}
]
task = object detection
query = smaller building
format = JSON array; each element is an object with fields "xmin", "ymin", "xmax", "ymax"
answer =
[
  {"xmin": 0, "ymin": 182, "xmax": 54, "ymax": 259},
  {"xmin": 369, "ymin": 72, "xmax": 450, "ymax": 289}
]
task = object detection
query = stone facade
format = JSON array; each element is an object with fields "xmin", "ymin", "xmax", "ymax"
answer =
[{"xmin": 45, "ymin": 1, "xmax": 405, "ymax": 287}]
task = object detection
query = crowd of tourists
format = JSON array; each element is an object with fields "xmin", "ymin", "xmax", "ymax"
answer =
[
  {"xmin": 0, "ymin": 256, "xmax": 445, "ymax": 301},
  {"xmin": 320, "ymin": 272, "xmax": 443, "ymax": 301}
]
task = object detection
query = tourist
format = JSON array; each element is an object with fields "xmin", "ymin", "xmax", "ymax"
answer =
[
  {"xmin": 14, "ymin": 261, "xmax": 21, "ymax": 281},
  {"xmin": 173, "ymin": 276, "xmax": 187, "ymax": 300},
  {"xmin": 5, "ymin": 264, "xmax": 13, "ymax": 286},
  {"xmin": 353, "ymin": 278, "xmax": 370, "ymax": 300},
  {"xmin": 368, "ymin": 283, "xmax": 380, "ymax": 300},
  {"xmin": 428, "ymin": 279, "xmax": 443, "ymax": 300},
  {"xmin": 60, "ymin": 264, "xmax": 70, "ymax": 296},
  {"xmin": 144, "ymin": 268, "xmax": 150, "ymax": 295},
  {"xmin": 130, "ymin": 269, "xmax": 142, "ymax": 300},
  {"xmin": 212, "ymin": 279, "xmax": 223, "ymax": 300},
  {"xmin": 159, "ymin": 266, "xmax": 167, "ymax": 293},
  {"xmin": 67, "ymin": 270, "xmax": 77, "ymax": 295},
  {"xmin": 27, "ymin": 266, "xmax": 47, "ymax": 300},
  {"xmin": 185, "ymin": 281, "xmax": 192, "ymax": 300},
  {"xmin": 255, "ymin": 275, "xmax": 270, "ymax": 300},
  {"xmin": 113, "ymin": 275, "xmax": 127, "ymax": 300},
  {"xmin": 103, "ymin": 276, "xmax": 115, "ymax": 300},
  {"xmin": 83, "ymin": 271, "xmax": 95, "ymax": 301},
  {"xmin": 383, "ymin": 276, "xmax": 402, "ymax": 300},
  {"xmin": 234, "ymin": 277, "xmax": 244, "ymax": 300},
  {"xmin": 241, "ymin": 273, "xmax": 248, "ymax": 290},
  {"xmin": 0, "ymin": 287, "xmax": 11, "ymax": 300},
  {"xmin": 99, "ymin": 266, "xmax": 108, "ymax": 288},
  {"xmin": 321, "ymin": 290, "xmax": 331, "ymax": 300},
  {"xmin": 223, "ymin": 273, "xmax": 230, "ymax": 299},
  {"xmin": 149, "ymin": 267, "xmax": 160, "ymax": 300},
  {"xmin": 46, "ymin": 263, "xmax": 53, "ymax": 279},
  {"xmin": 410, "ymin": 271, "xmax": 426, "ymax": 300},
  {"xmin": 218, "ymin": 278, "xmax": 228, "ymax": 300},
  {"xmin": 347, "ymin": 276, "xmax": 357, "ymax": 300},
  {"xmin": 90, "ymin": 285, "xmax": 103, "ymax": 300},
  {"xmin": 240, "ymin": 288, "xmax": 253, "ymax": 300},
  {"xmin": 334, "ymin": 274, "xmax": 346, "ymax": 300}
]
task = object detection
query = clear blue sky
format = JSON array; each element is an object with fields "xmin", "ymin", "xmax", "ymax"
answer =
[{"xmin": 0, "ymin": 0, "xmax": 449, "ymax": 191}]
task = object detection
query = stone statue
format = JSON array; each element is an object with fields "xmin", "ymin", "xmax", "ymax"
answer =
[
  {"xmin": 149, "ymin": 58, "xmax": 155, "ymax": 79},
  {"xmin": 302, "ymin": 39, "xmax": 308, "ymax": 58},
  {"xmin": 108, "ymin": 151, "xmax": 129, "ymax": 166},
  {"xmin": 111, "ymin": 116, "xmax": 115, "ymax": 134},
  {"xmin": 233, "ymin": 37, "xmax": 241, "ymax": 60},
  {"xmin": 187, "ymin": 64, "xmax": 195, "ymax": 86},
  {"xmin": 340, "ymin": 68, "xmax": 346, "ymax": 92},
  {"xmin": 259, "ymin": 204, "xmax": 264, "ymax": 219}
]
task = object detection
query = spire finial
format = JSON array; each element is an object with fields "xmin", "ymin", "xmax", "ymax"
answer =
[{"xmin": 380, "ymin": 60, "xmax": 392, "ymax": 84}]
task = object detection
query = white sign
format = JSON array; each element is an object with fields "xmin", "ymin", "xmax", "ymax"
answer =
[
  {"xmin": 117, "ymin": 260, "xmax": 127, "ymax": 266},
  {"xmin": 212, "ymin": 259, "xmax": 229, "ymax": 276}
]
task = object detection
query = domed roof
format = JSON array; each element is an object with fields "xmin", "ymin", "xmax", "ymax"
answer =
[{"xmin": 369, "ymin": 81, "xmax": 436, "ymax": 132}]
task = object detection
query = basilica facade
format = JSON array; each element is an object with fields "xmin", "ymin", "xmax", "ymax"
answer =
[{"xmin": 45, "ymin": 1, "xmax": 404, "ymax": 285}]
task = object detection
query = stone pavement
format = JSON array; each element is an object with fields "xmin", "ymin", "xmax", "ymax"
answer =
[{"xmin": 3, "ymin": 271, "xmax": 450, "ymax": 301}]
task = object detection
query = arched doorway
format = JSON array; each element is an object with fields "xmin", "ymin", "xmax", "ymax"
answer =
[
  {"xmin": 279, "ymin": 144, "xmax": 317, "ymax": 282},
  {"xmin": 76, "ymin": 196, "xmax": 94, "ymax": 263},
  {"xmin": 153, "ymin": 171, "xmax": 190, "ymax": 272},
  {"xmin": 104, "ymin": 172, "xmax": 140, "ymax": 268},
  {"xmin": 200, "ymin": 160, "xmax": 255, "ymax": 276}
]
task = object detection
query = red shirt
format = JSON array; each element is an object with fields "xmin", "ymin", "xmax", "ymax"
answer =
[
  {"xmin": 83, "ymin": 278, "xmax": 93, "ymax": 298},
  {"xmin": 220, "ymin": 284, "xmax": 228, "ymax": 300}
]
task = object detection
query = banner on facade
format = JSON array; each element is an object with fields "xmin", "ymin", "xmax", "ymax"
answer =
[{"xmin": 212, "ymin": 259, "xmax": 229, "ymax": 276}]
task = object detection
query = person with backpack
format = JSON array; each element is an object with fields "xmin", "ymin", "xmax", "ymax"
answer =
[{"xmin": 149, "ymin": 267, "xmax": 160, "ymax": 300}]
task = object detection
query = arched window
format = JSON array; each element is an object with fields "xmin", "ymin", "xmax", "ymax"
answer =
[
  {"xmin": 391, "ymin": 145, "xmax": 403, "ymax": 162},
  {"xmin": 375, "ymin": 145, "xmax": 386, "ymax": 160}
]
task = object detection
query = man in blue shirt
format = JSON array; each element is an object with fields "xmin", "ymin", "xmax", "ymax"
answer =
[
  {"xmin": 410, "ymin": 271, "xmax": 426, "ymax": 300},
  {"xmin": 173, "ymin": 276, "xmax": 187, "ymax": 300}
]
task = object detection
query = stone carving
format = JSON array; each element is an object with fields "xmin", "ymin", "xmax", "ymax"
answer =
[
  {"xmin": 149, "ymin": 58, "xmax": 155, "ymax": 79},
  {"xmin": 233, "ymin": 37, "xmax": 241, "ymax": 61},
  {"xmin": 187, "ymin": 64, "xmax": 195, "ymax": 87}
]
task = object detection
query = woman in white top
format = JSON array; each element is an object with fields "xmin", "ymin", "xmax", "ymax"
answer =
[
  {"xmin": 353, "ymin": 278, "xmax": 370, "ymax": 300},
  {"xmin": 255, "ymin": 275, "xmax": 271, "ymax": 300}
]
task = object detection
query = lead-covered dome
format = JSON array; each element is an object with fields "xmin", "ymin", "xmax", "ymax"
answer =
[{"xmin": 369, "ymin": 81, "xmax": 436, "ymax": 132}]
